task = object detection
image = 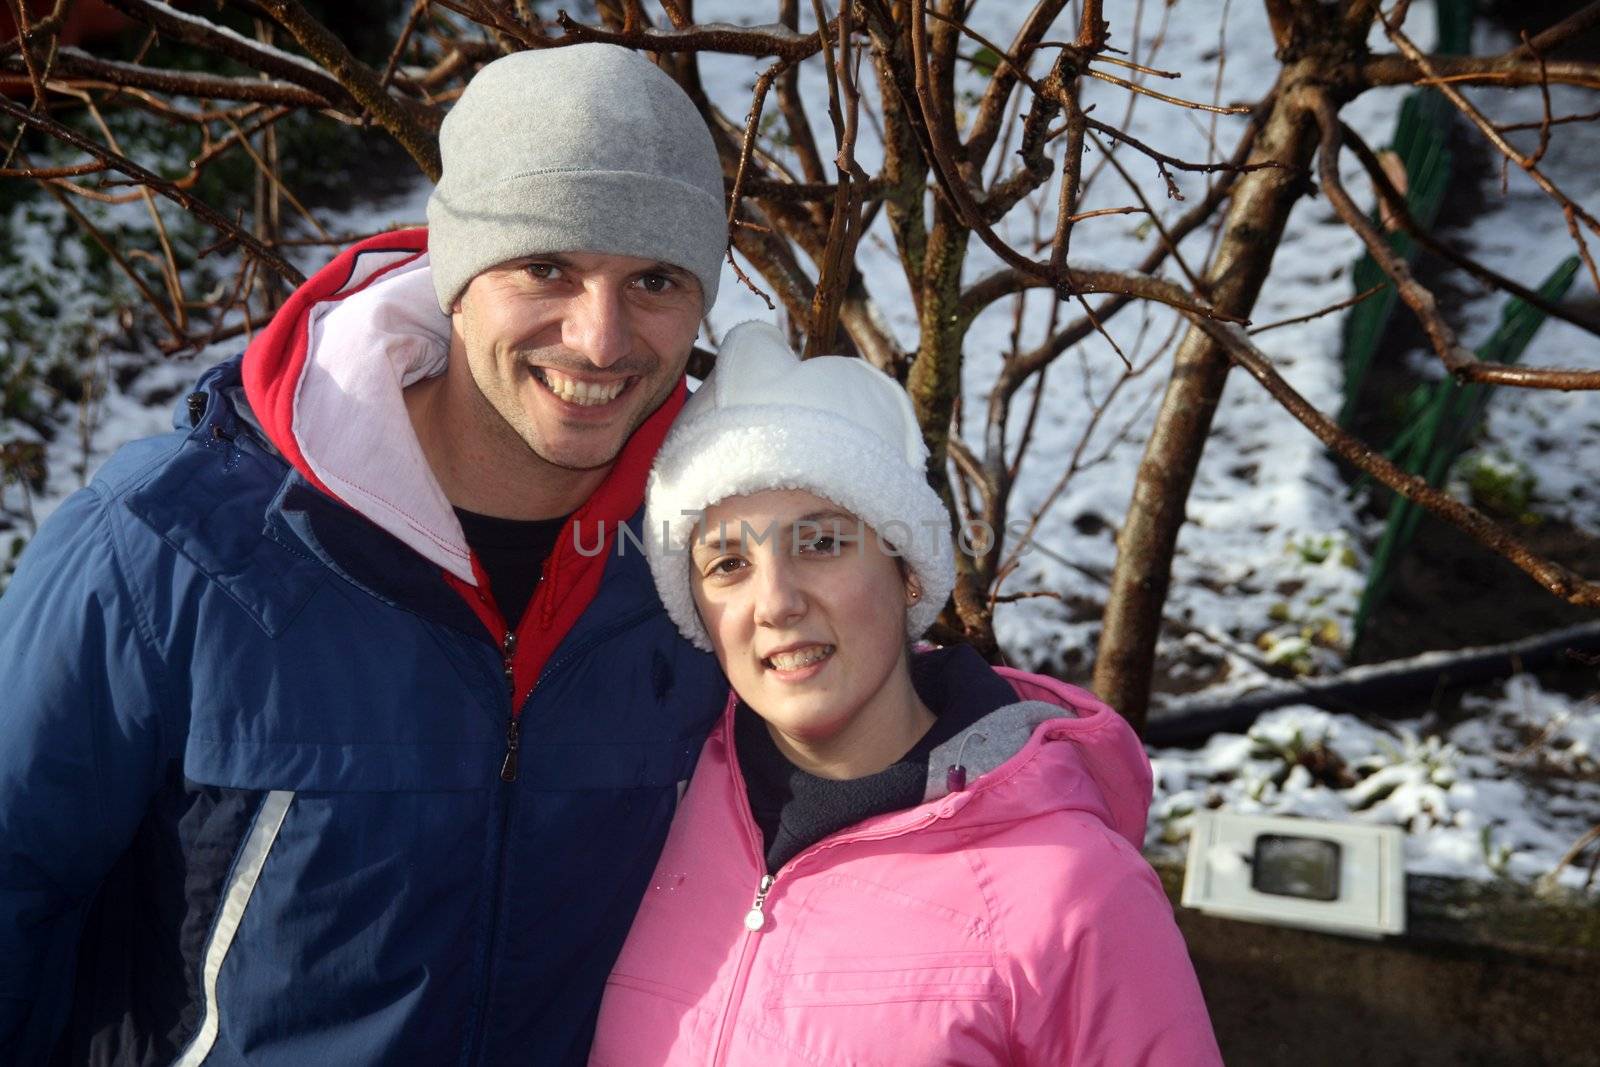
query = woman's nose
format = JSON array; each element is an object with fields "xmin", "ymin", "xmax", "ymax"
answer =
[{"xmin": 751, "ymin": 556, "xmax": 807, "ymax": 628}]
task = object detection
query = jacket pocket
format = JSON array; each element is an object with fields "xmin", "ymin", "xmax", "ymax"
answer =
[
  {"xmin": 773, "ymin": 949, "xmax": 1002, "ymax": 1007},
  {"xmin": 769, "ymin": 873, "xmax": 1006, "ymax": 1009}
]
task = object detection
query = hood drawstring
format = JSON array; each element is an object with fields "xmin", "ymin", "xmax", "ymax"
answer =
[{"xmin": 944, "ymin": 731, "xmax": 988, "ymax": 794}]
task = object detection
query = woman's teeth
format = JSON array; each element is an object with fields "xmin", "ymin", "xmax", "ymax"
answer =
[
  {"xmin": 535, "ymin": 368, "xmax": 627, "ymax": 406},
  {"xmin": 766, "ymin": 645, "xmax": 834, "ymax": 671}
]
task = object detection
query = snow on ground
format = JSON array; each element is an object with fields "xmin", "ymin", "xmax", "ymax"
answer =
[
  {"xmin": 1148, "ymin": 673, "xmax": 1600, "ymax": 891},
  {"xmin": 3, "ymin": 1, "xmax": 1595, "ymax": 888},
  {"xmin": 1449, "ymin": 21, "xmax": 1600, "ymax": 536}
]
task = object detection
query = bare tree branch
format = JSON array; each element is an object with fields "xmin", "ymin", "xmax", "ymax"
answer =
[
  {"xmin": 99, "ymin": 0, "xmax": 359, "ymax": 104},
  {"xmin": 1196, "ymin": 316, "xmax": 1600, "ymax": 608},
  {"xmin": 1311, "ymin": 91, "xmax": 1473, "ymax": 378},
  {"xmin": 0, "ymin": 92, "xmax": 303, "ymax": 283},
  {"xmin": 256, "ymin": 0, "xmax": 442, "ymax": 180},
  {"xmin": 551, "ymin": 12, "xmax": 830, "ymax": 60},
  {"xmin": 1, "ymin": 47, "xmax": 334, "ymax": 105},
  {"xmin": 1338, "ymin": 120, "xmax": 1600, "ymax": 341},
  {"xmin": 1362, "ymin": 53, "xmax": 1600, "ymax": 91}
]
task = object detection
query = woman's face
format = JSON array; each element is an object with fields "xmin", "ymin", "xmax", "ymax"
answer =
[{"xmin": 689, "ymin": 489, "xmax": 923, "ymax": 774}]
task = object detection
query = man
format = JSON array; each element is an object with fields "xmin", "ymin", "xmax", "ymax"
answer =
[{"xmin": 0, "ymin": 44, "xmax": 729, "ymax": 1065}]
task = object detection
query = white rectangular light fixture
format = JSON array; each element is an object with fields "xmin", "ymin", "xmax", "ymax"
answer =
[{"xmin": 1180, "ymin": 811, "xmax": 1406, "ymax": 938}]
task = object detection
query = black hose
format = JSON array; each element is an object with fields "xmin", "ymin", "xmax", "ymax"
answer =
[{"xmin": 1144, "ymin": 620, "xmax": 1600, "ymax": 746}]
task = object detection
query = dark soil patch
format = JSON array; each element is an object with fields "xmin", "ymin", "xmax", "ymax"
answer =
[{"xmin": 1358, "ymin": 514, "xmax": 1600, "ymax": 662}]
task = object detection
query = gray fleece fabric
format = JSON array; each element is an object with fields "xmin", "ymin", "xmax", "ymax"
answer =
[{"xmin": 923, "ymin": 701, "xmax": 1067, "ymax": 802}]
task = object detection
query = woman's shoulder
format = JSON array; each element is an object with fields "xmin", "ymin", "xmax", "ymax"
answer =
[{"xmin": 947, "ymin": 793, "xmax": 1167, "ymax": 930}]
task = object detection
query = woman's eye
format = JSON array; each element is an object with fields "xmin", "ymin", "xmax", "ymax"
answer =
[
  {"xmin": 706, "ymin": 556, "xmax": 745, "ymax": 577},
  {"xmin": 803, "ymin": 536, "xmax": 837, "ymax": 555}
]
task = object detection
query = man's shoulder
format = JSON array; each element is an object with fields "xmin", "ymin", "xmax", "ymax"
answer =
[{"xmin": 85, "ymin": 425, "xmax": 192, "ymax": 503}]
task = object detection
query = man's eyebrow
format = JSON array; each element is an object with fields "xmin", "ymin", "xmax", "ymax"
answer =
[
  {"xmin": 505, "ymin": 253, "xmax": 573, "ymax": 269},
  {"xmin": 646, "ymin": 262, "xmax": 695, "ymax": 283}
]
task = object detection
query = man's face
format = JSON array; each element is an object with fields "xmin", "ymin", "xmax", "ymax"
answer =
[{"xmin": 451, "ymin": 251, "xmax": 703, "ymax": 473}]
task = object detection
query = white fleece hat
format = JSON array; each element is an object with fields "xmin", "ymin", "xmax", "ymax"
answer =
[{"xmin": 646, "ymin": 321, "xmax": 956, "ymax": 651}]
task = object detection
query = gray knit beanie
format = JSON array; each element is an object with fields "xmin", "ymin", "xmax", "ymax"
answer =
[{"xmin": 426, "ymin": 44, "xmax": 727, "ymax": 313}]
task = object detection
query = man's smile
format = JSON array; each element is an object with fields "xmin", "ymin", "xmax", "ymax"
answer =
[{"xmin": 531, "ymin": 366, "xmax": 637, "ymax": 408}]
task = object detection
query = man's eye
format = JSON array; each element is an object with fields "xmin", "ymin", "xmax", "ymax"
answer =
[
  {"xmin": 636, "ymin": 273, "xmax": 675, "ymax": 293},
  {"xmin": 525, "ymin": 262, "xmax": 563, "ymax": 281}
]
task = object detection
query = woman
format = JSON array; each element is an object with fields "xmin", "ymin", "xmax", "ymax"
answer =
[{"xmin": 589, "ymin": 322, "xmax": 1220, "ymax": 1065}]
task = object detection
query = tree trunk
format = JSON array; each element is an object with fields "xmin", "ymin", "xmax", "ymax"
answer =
[{"xmin": 1092, "ymin": 74, "xmax": 1326, "ymax": 731}]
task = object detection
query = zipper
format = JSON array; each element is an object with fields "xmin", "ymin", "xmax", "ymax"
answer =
[
  {"xmin": 498, "ymin": 630, "xmax": 520, "ymax": 781},
  {"xmin": 707, "ymin": 726, "xmax": 947, "ymax": 1065},
  {"xmin": 463, "ymin": 606, "xmax": 661, "ymax": 1065},
  {"xmin": 465, "ymin": 626, "xmax": 519, "ymax": 1066},
  {"xmin": 497, "ymin": 606, "xmax": 655, "ymax": 783},
  {"xmin": 707, "ymin": 818, "xmax": 943, "ymax": 1067}
]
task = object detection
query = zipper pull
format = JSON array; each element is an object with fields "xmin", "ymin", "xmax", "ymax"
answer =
[
  {"xmin": 501, "ymin": 631, "xmax": 518, "ymax": 689},
  {"xmin": 743, "ymin": 875, "xmax": 775, "ymax": 932},
  {"xmin": 500, "ymin": 716, "xmax": 521, "ymax": 782}
]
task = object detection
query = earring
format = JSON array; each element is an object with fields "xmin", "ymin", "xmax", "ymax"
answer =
[{"xmin": 908, "ymin": 588, "xmax": 921, "ymax": 601}]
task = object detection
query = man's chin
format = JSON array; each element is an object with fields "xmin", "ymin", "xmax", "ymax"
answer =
[
  {"xmin": 526, "ymin": 424, "xmax": 636, "ymax": 472},
  {"xmin": 533, "ymin": 446, "xmax": 625, "ymax": 473}
]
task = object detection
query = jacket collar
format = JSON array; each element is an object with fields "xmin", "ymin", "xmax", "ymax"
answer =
[
  {"xmin": 237, "ymin": 229, "xmax": 687, "ymax": 696},
  {"xmin": 713, "ymin": 665, "xmax": 1153, "ymax": 855}
]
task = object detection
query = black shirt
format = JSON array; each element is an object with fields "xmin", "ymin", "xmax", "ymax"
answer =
[
  {"xmin": 454, "ymin": 507, "xmax": 570, "ymax": 630},
  {"xmin": 736, "ymin": 645, "xmax": 1019, "ymax": 873}
]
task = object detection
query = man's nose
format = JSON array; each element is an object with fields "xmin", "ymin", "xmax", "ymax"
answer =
[
  {"xmin": 752, "ymin": 555, "xmax": 807, "ymax": 629},
  {"xmin": 563, "ymin": 284, "xmax": 630, "ymax": 368}
]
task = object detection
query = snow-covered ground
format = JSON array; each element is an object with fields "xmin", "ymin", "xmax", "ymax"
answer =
[
  {"xmin": 2, "ymin": 1, "xmax": 1595, "ymax": 889},
  {"xmin": 1149, "ymin": 674, "xmax": 1600, "ymax": 889}
]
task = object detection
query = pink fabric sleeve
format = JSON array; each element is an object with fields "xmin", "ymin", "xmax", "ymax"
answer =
[{"xmin": 1004, "ymin": 823, "xmax": 1223, "ymax": 1066}]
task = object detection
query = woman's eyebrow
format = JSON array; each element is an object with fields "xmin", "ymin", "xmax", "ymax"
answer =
[
  {"xmin": 796, "ymin": 510, "xmax": 856, "ymax": 527},
  {"xmin": 692, "ymin": 525, "xmax": 739, "ymax": 553}
]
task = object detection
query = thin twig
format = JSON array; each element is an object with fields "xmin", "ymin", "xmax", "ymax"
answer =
[
  {"xmin": 0, "ymin": 92, "xmax": 304, "ymax": 282},
  {"xmin": 39, "ymin": 176, "xmax": 183, "ymax": 342},
  {"xmin": 380, "ymin": 0, "xmax": 432, "ymax": 93},
  {"xmin": 1340, "ymin": 121, "xmax": 1600, "ymax": 341},
  {"xmin": 551, "ymin": 12, "xmax": 831, "ymax": 61},
  {"xmin": 256, "ymin": 0, "xmax": 443, "ymax": 179},
  {"xmin": 1519, "ymin": 29, "xmax": 1554, "ymax": 168},
  {"xmin": 1377, "ymin": 8, "xmax": 1600, "ymax": 291},
  {"xmin": 1311, "ymin": 91, "xmax": 1469, "ymax": 376},
  {"xmin": 1248, "ymin": 283, "xmax": 1388, "ymax": 335},
  {"xmin": 0, "ymin": 159, "xmax": 105, "ymax": 178},
  {"xmin": 1083, "ymin": 66, "xmax": 1252, "ymax": 114},
  {"xmin": 220, "ymin": 113, "xmax": 332, "ymax": 241}
]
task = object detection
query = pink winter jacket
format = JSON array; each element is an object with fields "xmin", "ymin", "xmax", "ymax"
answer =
[{"xmin": 589, "ymin": 669, "xmax": 1221, "ymax": 1066}]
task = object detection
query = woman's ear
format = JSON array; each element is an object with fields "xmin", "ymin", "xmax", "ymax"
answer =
[{"xmin": 905, "ymin": 573, "xmax": 923, "ymax": 605}]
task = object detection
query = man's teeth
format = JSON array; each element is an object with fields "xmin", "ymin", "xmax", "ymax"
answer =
[
  {"xmin": 536, "ymin": 368, "xmax": 627, "ymax": 406},
  {"xmin": 766, "ymin": 645, "xmax": 834, "ymax": 671}
]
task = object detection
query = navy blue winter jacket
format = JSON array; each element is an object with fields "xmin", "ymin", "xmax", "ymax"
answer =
[{"xmin": 0, "ymin": 232, "xmax": 725, "ymax": 1065}]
